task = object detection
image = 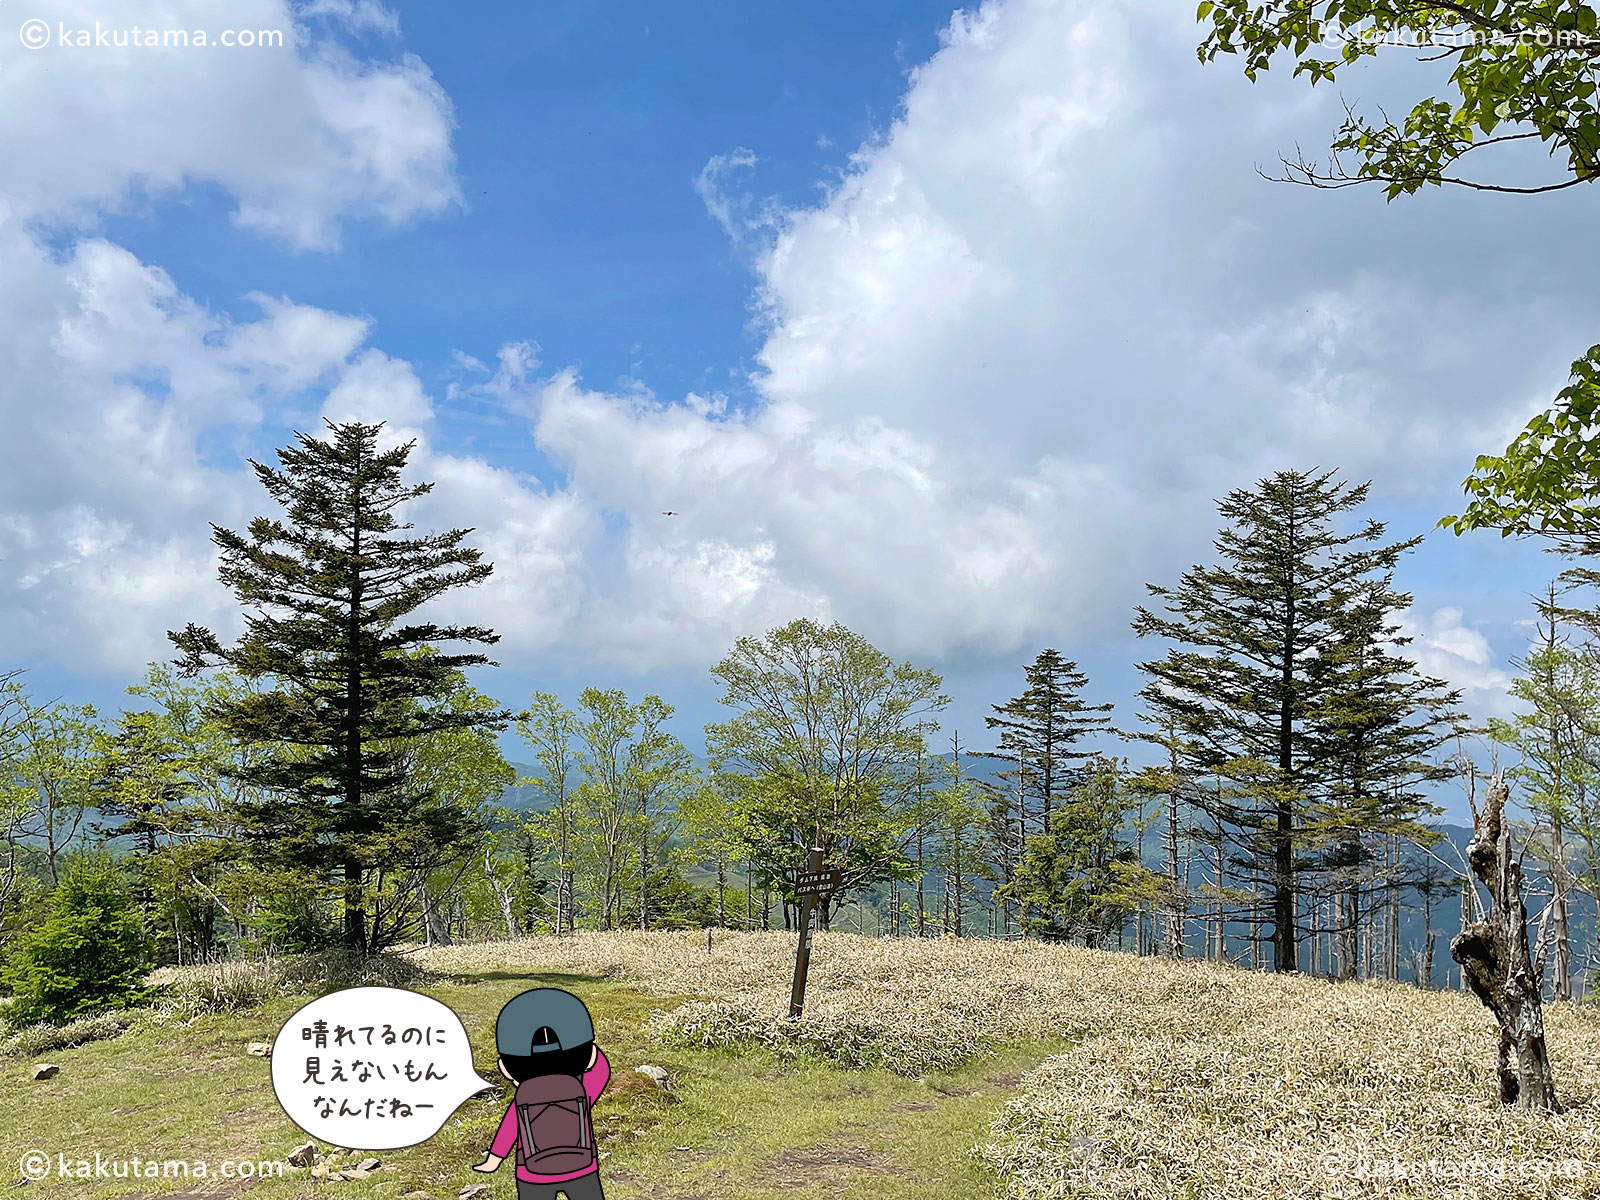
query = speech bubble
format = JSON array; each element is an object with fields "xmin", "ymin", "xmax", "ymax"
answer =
[{"xmin": 270, "ymin": 986, "xmax": 495, "ymax": 1151}]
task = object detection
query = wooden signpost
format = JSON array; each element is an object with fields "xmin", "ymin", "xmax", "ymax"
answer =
[{"xmin": 787, "ymin": 845, "xmax": 841, "ymax": 1020}]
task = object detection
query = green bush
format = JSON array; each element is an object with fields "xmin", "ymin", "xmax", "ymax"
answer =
[
  {"xmin": 1, "ymin": 855, "xmax": 150, "ymax": 1025},
  {"xmin": 233, "ymin": 868, "xmax": 339, "ymax": 955}
]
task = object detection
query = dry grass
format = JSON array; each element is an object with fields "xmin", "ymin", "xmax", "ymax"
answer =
[
  {"xmin": 146, "ymin": 945, "xmax": 434, "ymax": 1012},
  {"xmin": 0, "ymin": 949, "xmax": 436, "ymax": 1060},
  {"xmin": 416, "ymin": 931, "xmax": 1600, "ymax": 1199},
  {"xmin": 0, "ymin": 1009, "xmax": 138, "ymax": 1058}
]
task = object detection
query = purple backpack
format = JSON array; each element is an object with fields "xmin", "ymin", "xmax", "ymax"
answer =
[{"xmin": 514, "ymin": 1073, "xmax": 595, "ymax": 1174}]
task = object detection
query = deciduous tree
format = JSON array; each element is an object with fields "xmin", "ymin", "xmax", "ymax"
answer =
[
  {"xmin": 706, "ymin": 619, "xmax": 948, "ymax": 924},
  {"xmin": 1486, "ymin": 582, "xmax": 1600, "ymax": 1001},
  {"xmin": 1198, "ymin": 1, "xmax": 1600, "ymax": 196}
]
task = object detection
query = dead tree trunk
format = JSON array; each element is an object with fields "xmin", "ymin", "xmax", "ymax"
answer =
[
  {"xmin": 1550, "ymin": 814, "xmax": 1573, "ymax": 1002},
  {"xmin": 1163, "ymin": 752, "xmax": 1185, "ymax": 958},
  {"xmin": 1450, "ymin": 776, "xmax": 1560, "ymax": 1112},
  {"xmin": 483, "ymin": 846, "xmax": 524, "ymax": 939}
]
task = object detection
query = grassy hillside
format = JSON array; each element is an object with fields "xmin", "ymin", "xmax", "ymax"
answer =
[{"xmin": 9, "ymin": 932, "xmax": 1598, "ymax": 1199}]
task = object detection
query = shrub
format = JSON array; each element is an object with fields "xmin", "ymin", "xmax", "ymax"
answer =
[
  {"xmin": 233, "ymin": 869, "xmax": 339, "ymax": 956},
  {"xmin": 0, "ymin": 1010, "xmax": 137, "ymax": 1058},
  {"xmin": 1, "ymin": 855, "xmax": 150, "ymax": 1025}
]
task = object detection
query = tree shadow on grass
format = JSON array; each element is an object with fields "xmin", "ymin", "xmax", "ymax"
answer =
[{"xmin": 467, "ymin": 970, "xmax": 615, "ymax": 986}]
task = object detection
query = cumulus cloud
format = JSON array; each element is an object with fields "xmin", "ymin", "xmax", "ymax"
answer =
[
  {"xmin": 0, "ymin": 234, "xmax": 360, "ymax": 670},
  {"xmin": 454, "ymin": 0, "xmax": 1577, "ymax": 674},
  {"xmin": 0, "ymin": 0, "xmax": 462, "ymax": 670},
  {"xmin": 2, "ymin": 0, "xmax": 1577, "ymax": 713},
  {"xmin": 1399, "ymin": 607, "xmax": 1518, "ymax": 720},
  {"xmin": 0, "ymin": 234, "xmax": 599, "ymax": 676},
  {"xmin": 0, "ymin": 0, "xmax": 456, "ymax": 250}
]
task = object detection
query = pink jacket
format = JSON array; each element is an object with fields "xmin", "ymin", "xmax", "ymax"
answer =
[{"xmin": 489, "ymin": 1050, "xmax": 611, "ymax": 1184}]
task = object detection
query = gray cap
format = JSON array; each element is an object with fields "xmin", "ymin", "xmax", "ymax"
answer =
[{"xmin": 495, "ymin": 988, "xmax": 595, "ymax": 1056}]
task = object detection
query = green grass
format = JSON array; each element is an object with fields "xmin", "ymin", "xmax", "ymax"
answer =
[{"xmin": 1, "ymin": 962, "xmax": 1066, "ymax": 1200}]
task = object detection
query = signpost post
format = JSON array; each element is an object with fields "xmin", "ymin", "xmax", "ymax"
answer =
[{"xmin": 787, "ymin": 846, "xmax": 843, "ymax": 1020}]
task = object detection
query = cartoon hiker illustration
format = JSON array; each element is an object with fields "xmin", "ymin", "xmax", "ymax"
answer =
[{"xmin": 473, "ymin": 987, "xmax": 611, "ymax": 1200}]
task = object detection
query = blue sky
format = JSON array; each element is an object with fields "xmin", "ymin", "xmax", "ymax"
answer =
[
  {"xmin": 0, "ymin": 0, "xmax": 1586, "ymax": 821},
  {"xmin": 96, "ymin": 1, "xmax": 954, "ymax": 416}
]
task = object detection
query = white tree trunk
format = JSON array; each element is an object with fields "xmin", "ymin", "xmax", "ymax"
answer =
[{"xmin": 484, "ymin": 847, "xmax": 524, "ymax": 939}]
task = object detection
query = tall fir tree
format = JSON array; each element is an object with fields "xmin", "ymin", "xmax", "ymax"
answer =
[
  {"xmin": 1302, "ymin": 577, "xmax": 1467, "ymax": 979},
  {"xmin": 1131, "ymin": 469, "xmax": 1424, "ymax": 973},
  {"xmin": 984, "ymin": 649, "xmax": 1114, "ymax": 837},
  {"xmin": 169, "ymin": 421, "xmax": 511, "ymax": 955}
]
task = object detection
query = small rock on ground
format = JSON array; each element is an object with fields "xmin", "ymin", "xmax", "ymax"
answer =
[{"xmin": 634, "ymin": 1064, "xmax": 671, "ymax": 1089}]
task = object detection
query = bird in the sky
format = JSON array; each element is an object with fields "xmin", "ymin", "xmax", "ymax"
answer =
[{"xmin": 662, "ymin": 511, "xmax": 679, "ymax": 516}]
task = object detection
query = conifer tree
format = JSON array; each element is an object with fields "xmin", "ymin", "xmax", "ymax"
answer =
[
  {"xmin": 1132, "ymin": 469, "xmax": 1424, "ymax": 973},
  {"xmin": 997, "ymin": 755, "xmax": 1136, "ymax": 946},
  {"xmin": 169, "ymin": 421, "xmax": 510, "ymax": 955},
  {"xmin": 984, "ymin": 649, "xmax": 1113, "ymax": 837},
  {"xmin": 1302, "ymin": 578, "xmax": 1467, "ymax": 979}
]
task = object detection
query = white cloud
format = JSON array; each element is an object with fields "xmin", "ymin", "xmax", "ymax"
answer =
[
  {"xmin": 0, "ymin": 231, "xmax": 601, "ymax": 676},
  {"xmin": 1, "ymin": 0, "xmax": 1579, "ymax": 722},
  {"xmin": 0, "ymin": 0, "xmax": 463, "ymax": 670},
  {"xmin": 474, "ymin": 0, "xmax": 1578, "ymax": 676},
  {"xmin": 322, "ymin": 348, "xmax": 434, "ymax": 435},
  {"xmin": 0, "ymin": 233, "xmax": 355, "ymax": 669},
  {"xmin": 0, "ymin": 0, "xmax": 456, "ymax": 251},
  {"xmin": 693, "ymin": 149, "xmax": 763, "ymax": 243},
  {"xmin": 296, "ymin": 0, "xmax": 403, "ymax": 38},
  {"xmin": 1399, "ymin": 607, "xmax": 1517, "ymax": 719}
]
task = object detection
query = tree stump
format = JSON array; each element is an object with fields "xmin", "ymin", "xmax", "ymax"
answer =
[{"xmin": 1449, "ymin": 775, "xmax": 1560, "ymax": 1112}]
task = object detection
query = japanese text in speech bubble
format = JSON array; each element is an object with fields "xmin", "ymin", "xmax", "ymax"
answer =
[{"xmin": 270, "ymin": 986, "xmax": 494, "ymax": 1151}]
